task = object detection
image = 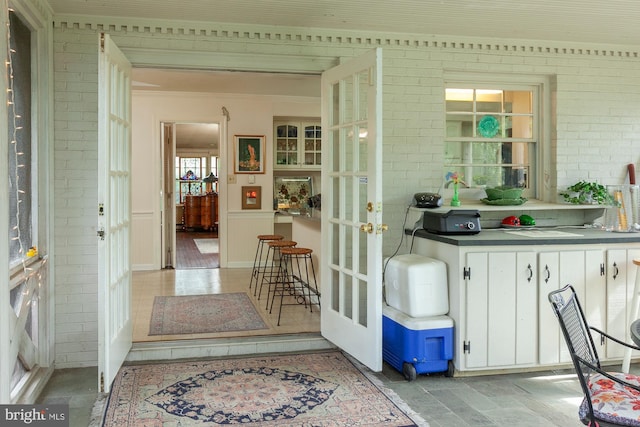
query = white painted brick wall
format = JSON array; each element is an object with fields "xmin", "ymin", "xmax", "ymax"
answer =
[
  {"xmin": 53, "ymin": 28, "xmax": 100, "ymax": 368},
  {"xmin": 52, "ymin": 20, "xmax": 640, "ymax": 367}
]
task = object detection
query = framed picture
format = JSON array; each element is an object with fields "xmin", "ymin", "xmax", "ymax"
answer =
[
  {"xmin": 241, "ymin": 186, "xmax": 262, "ymax": 209},
  {"xmin": 234, "ymin": 135, "xmax": 265, "ymax": 174}
]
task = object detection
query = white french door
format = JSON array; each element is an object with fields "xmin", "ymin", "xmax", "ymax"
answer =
[
  {"xmin": 320, "ymin": 48, "xmax": 384, "ymax": 371},
  {"xmin": 97, "ymin": 33, "xmax": 133, "ymax": 393}
]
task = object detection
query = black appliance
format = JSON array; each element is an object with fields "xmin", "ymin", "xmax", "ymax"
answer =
[
  {"xmin": 414, "ymin": 192, "xmax": 442, "ymax": 208},
  {"xmin": 422, "ymin": 209, "xmax": 481, "ymax": 235}
]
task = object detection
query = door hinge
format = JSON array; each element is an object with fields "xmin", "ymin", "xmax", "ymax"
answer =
[
  {"xmin": 98, "ymin": 203, "xmax": 104, "ymax": 216},
  {"xmin": 100, "ymin": 372, "xmax": 105, "ymax": 393},
  {"xmin": 463, "ymin": 267, "xmax": 471, "ymax": 280},
  {"xmin": 100, "ymin": 33, "xmax": 105, "ymax": 52},
  {"xmin": 463, "ymin": 341, "xmax": 471, "ymax": 354},
  {"xmin": 600, "ymin": 263, "xmax": 605, "ymax": 276}
]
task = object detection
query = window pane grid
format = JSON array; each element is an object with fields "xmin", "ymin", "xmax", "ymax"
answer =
[
  {"xmin": 8, "ymin": 11, "xmax": 33, "ymax": 267},
  {"xmin": 175, "ymin": 156, "xmax": 208, "ymax": 204},
  {"xmin": 445, "ymin": 86, "xmax": 537, "ymax": 191}
]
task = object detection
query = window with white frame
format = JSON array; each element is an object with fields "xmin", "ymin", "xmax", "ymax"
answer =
[
  {"xmin": 174, "ymin": 156, "xmax": 218, "ymax": 204},
  {"xmin": 6, "ymin": 5, "xmax": 49, "ymax": 403},
  {"xmin": 445, "ymin": 84, "xmax": 539, "ymax": 195},
  {"xmin": 8, "ymin": 9, "xmax": 33, "ymax": 269}
]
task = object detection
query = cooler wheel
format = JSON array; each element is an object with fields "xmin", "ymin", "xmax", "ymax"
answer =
[
  {"xmin": 402, "ymin": 362, "xmax": 417, "ymax": 382},
  {"xmin": 445, "ymin": 360, "xmax": 455, "ymax": 378}
]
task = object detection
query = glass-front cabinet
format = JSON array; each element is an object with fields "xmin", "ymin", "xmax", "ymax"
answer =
[{"xmin": 274, "ymin": 120, "xmax": 321, "ymax": 169}]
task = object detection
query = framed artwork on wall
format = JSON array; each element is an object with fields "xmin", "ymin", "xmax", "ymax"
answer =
[
  {"xmin": 234, "ymin": 135, "xmax": 265, "ymax": 174},
  {"xmin": 241, "ymin": 186, "xmax": 262, "ymax": 209}
]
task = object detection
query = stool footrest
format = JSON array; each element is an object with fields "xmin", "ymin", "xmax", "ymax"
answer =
[{"xmin": 291, "ymin": 274, "xmax": 321, "ymax": 298}]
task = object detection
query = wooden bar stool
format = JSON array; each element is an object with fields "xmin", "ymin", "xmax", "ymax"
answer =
[
  {"xmin": 249, "ymin": 234, "xmax": 283, "ymax": 296},
  {"xmin": 622, "ymin": 258, "xmax": 640, "ymax": 373},
  {"xmin": 258, "ymin": 240, "xmax": 297, "ymax": 305},
  {"xmin": 270, "ymin": 247, "xmax": 321, "ymax": 326}
]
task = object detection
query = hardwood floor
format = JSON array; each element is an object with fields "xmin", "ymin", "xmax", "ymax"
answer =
[{"xmin": 176, "ymin": 230, "xmax": 219, "ymax": 269}]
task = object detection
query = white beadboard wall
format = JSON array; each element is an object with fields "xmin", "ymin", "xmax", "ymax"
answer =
[{"xmin": 52, "ymin": 17, "xmax": 640, "ymax": 367}]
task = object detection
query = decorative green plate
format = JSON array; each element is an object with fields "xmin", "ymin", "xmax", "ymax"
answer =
[
  {"xmin": 481, "ymin": 197, "xmax": 528, "ymax": 206},
  {"xmin": 478, "ymin": 115, "xmax": 500, "ymax": 138}
]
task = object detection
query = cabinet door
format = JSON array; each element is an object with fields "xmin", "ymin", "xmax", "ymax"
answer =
[
  {"xmin": 538, "ymin": 251, "xmax": 560, "ymax": 365},
  {"xmin": 584, "ymin": 250, "xmax": 607, "ymax": 356},
  {"xmin": 538, "ymin": 250, "xmax": 603, "ymax": 364},
  {"xmin": 275, "ymin": 123, "xmax": 300, "ymax": 167},
  {"xmin": 465, "ymin": 251, "xmax": 536, "ymax": 369},
  {"xmin": 515, "ymin": 252, "xmax": 537, "ymax": 365},
  {"xmin": 274, "ymin": 121, "xmax": 321, "ymax": 169},
  {"xmin": 465, "ymin": 252, "xmax": 488, "ymax": 369},
  {"xmin": 302, "ymin": 123, "xmax": 321, "ymax": 166},
  {"xmin": 487, "ymin": 252, "xmax": 517, "ymax": 367},
  {"xmin": 607, "ymin": 249, "xmax": 628, "ymax": 359},
  {"xmin": 606, "ymin": 248, "xmax": 640, "ymax": 359}
]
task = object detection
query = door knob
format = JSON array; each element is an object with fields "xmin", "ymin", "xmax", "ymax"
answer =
[{"xmin": 360, "ymin": 223, "xmax": 373, "ymax": 233}]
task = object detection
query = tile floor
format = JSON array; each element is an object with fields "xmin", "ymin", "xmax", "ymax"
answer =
[
  {"xmin": 35, "ymin": 266, "xmax": 634, "ymax": 426},
  {"xmin": 38, "ymin": 358, "xmax": 635, "ymax": 426}
]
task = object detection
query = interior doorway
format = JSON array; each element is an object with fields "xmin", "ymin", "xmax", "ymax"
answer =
[
  {"xmin": 161, "ymin": 121, "xmax": 221, "ymax": 269},
  {"xmin": 130, "ymin": 67, "xmax": 322, "ymax": 344}
]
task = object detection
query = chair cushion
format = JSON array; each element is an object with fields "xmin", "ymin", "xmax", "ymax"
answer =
[{"xmin": 579, "ymin": 372, "xmax": 640, "ymax": 426}]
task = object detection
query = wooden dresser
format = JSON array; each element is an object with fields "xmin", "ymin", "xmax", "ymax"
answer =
[{"xmin": 184, "ymin": 193, "xmax": 218, "ymax": 230}]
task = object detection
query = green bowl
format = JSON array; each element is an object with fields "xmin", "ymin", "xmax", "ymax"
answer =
[{"xmin": 485, "ymin": 186, "xmax": 523, "ymax": 200}]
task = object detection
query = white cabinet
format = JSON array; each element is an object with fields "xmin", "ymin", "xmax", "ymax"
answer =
[
  {"xmin": 412, "ymin": 235, "xmax": 631, "ymax": 374},
  {"xmin": 537, "ymin": 250, "xmax": 606, "ymax": 365},
  {"xmin": 464, "ymin": 251, "xmax": 537, "ymax": 369},
  {"xmin": 412, "ymin": 238, "xmax": 539, "ymax": 373},
  {"xmin": 274, "ymin": 121, "xmax": 321, "ymax": 169}
]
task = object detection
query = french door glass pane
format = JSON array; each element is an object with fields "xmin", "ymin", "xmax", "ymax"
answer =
[
  {"xmin": 8, "ymin": 11, "xmax": 33, "ymax": 267},
  {"xmin": 357, "ymin": 70, "xmax": 369, "ymax": 121},
  {"xmin": 358, "ymin": 278, "xmax": 368, "ymax": 327}
]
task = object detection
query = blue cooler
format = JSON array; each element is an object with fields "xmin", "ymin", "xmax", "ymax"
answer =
[{"xmin": 383, "ymin": 304, "xmax": 454, "ymax": 380}]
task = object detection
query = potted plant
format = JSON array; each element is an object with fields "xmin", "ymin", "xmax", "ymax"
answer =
[{"xmin": 560, "ymin": 181, "xmax": 611, "ymax": 205}]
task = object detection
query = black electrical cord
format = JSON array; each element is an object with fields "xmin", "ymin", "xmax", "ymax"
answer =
[{"xmin": 382, "ymin": 203, "xmax": 414, "ymax": 303}]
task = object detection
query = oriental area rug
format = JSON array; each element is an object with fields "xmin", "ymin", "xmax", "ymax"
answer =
[
  {"xmin": 148, "ymin": 293, "xmax": 268, "ymax": 336},
  {"xmin": 102, "ymin": 351, "xmax": 427, "ymax": 426}
]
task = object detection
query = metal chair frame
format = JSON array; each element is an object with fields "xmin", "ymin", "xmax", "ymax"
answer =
[{"xmin": 549, "ymin": 284, "xmax": 640, "ymax": 426}]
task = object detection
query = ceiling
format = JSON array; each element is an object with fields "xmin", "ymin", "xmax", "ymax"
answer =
[
  {"xmin": 47, "ymin": 0, "xmax": 640, "ymax": 95},
  {"xmin": 175, "ymin": 123, "xmax": 219, "ymax": 151},
  {"xmin": 45, "ymin": 0, "xmax": 640, "ymax": 150},
  {"xmin": 130, "ymin": 68, "xmax": 321, "ymax": 97},
  {"xmin": 46, "ymin": 0, "xmax": 640, "ymax": 47}
]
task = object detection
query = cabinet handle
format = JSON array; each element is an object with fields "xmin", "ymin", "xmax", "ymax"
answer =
[
  {"xmin": 526, "ymin": 264, "xmax": 533, "ymax": 282},
  {"xmin": 544, "ymin": 265, "xmax": 551, "ymax": 283},
  {"xmin": 613, "ymin": 262, "xmax": 619, "ymax": 279}
]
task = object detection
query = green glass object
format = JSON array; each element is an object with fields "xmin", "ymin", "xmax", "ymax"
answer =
[{"xmin": 451, "ymin": 183, "xmax": 461, "ymax": 207}]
